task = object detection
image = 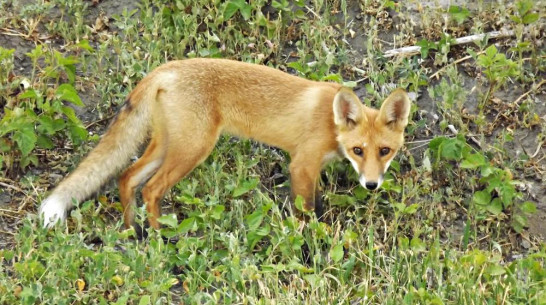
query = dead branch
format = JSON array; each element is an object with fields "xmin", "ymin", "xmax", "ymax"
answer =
[
  {"xmin": 384, "ymin": 29, "xmax": 515, "ymax": 58},
  {"xmin": 429, "ymin": 50, "xmax": 486, "ymax": 80},
  {"xmin": 0, "ymin": 181, "xmax": 25, "ymax": 194},
  {"xmin": 513, "ymin": 79, "xmax": 546, "ymax": 105}
]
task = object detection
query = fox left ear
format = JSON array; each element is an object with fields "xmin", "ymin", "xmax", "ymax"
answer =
[
  {"xmin": 379, "ymin": 89, "xmax": 411, "ymax": 131},
  {"xmin": 333, "ymin": 88, "xmax": 364, "ymax": 130}
]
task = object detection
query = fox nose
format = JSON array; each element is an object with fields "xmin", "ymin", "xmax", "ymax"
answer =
[{"xmin": 365, "ymin": 182, "xmax": 378, "ymax": 190}]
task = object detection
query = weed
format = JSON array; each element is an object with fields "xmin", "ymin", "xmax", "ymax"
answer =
[
  {"xmin": 0, "ymin": 45, "xmax": 88, "ymax": 174},
  {"xmin": 448, "ymin": 5, "xmax": 471, "ymax": 25},
  {"xmin": 0, "ymin": 47, "xmax": 14, "ymax": 85},
  {"xmin": 509, "ymin": 0, "xmax": 540, "ymax": 81},
  {"xmin": 428, "ymin": 135, "xmax": 536, "ymax": 233},
  {"xmin": 428, "ymin": 65, "xmax": 468, "ymax": 131}
]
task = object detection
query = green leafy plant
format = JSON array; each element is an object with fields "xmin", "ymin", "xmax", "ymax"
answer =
[
  {"xmin": 428, "ymin": 135, "xmax": 536, "ymax": 233},
  {"xmin": 224, "ymin": 0, "xmax": 253, "ymax": 20},
  {"xmin": 448, "ymin": 5, "xmax": 471, "ymax": 25},
  {"xmin": 428, "ymin": 66, "xmax": 468, "ymax": 130},
  {"xmin": 0, "ymin": 46, "xmax": 88, "ymax": 173},
  {"xmin": 0, "ymin": 47, "xmax": 14, "ymax": 85},
  {"xmin": 509, "ymin": 0, "xmax": 540, "ymax": 80},
  {"xmin": 471, "ymin": 45, "xmax": 519, "ymax": 106},
  {"xmin": 510, "ymin": 0, "xmax": 539, "ymax": 25},
  {"xmin": 416, "ymin": 39, "xmax": 437, "ymax": 58},
  {"xmin": 416, "ymin": 33, "xmax": 456, "ymax": 64},
  {"xmin": 287, "ymin": 60, "xmax": 341, "ymax": 81},
  {"xmin": 44, "ymin": 0, "xmax": 89, "ymax": 43}
]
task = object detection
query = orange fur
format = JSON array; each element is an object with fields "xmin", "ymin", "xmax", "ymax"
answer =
[{"xmin": 39, "ymin": 58, "xmax": 411, "ymax": 230}]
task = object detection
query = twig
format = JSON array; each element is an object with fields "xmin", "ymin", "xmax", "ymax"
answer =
[
  {"xmin": 490, "ymin": 79, "xmax": 546, "ymax": 138},
  {"xmin": 19, "ymin": 181, "xmax": 40, "ymax": 212},
  {"xmin": 429, "ymin": 50, "xmax": 486, "ymax": 80},
  {"xmin": 513, "ymin": 79, "xmax": 546, "ymax": 105},
  {"xmin": 305, "ymin": 5, "xmax": 321, "ymax": 20},
  {"xmin": 406, "ymin": 133, "xmax": 484, "ymax": 151},
  {"xmin": 408, "ymin": 142, "xmax": 431, "ymax": 151},
  {"xmin": 0, "ymin": 230, "xmax": 15, "ymax": 236},
  {"xmin": 355, "ymin": 78, "xmax": 369, "ymax": 84},
  {"xmin": 351, "ymin": 66, "xmax": 366, "ymax": 74},
  {"xmin": 0, "ymin": 207, "xmax": 21, "ymax": 219},
  {"xmin": 0, "ymin": 178, "xmax": 37, "ymax": 213},
  {"xmin": 0, "ymin": 181, "xmax": 25, "ymax": 194},
  {"xmin": 384, "ymin": 29, "xmax": 515, "ymax": 58},
  {"xmin": 85, "ymin": 114, "xmax": 116, "ymax": 129},
  {"xmin": 0, "ymin": 208, "xmax": 18, "ymax": 214},
  {"xmin": 405, "ymin": 139, "xmax": 432, "ymax": 144},
  {"xmin": 0, "ymin": 28, "xmax": 27, "ymax": 38},
  {"xmin": 406, "ymin": 134, "xmax": 481, "ymax": 145},
  {"xmin": 350, "ymin": 66, "xmax": 369, "ymax": 83},
  {"xmin": 530, "ymin": 141, "xmax": 545, "ymax": 159}
]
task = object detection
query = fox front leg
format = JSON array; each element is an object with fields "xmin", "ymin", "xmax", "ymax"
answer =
[{"xmin": 289, "ymin": 154, "xmax": 323, "ymax": 217}]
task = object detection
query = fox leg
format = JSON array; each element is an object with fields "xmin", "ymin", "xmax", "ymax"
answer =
[
  {"xmin": 314, "ymin": 183, "xmax": 324, "ymax": 219},
  {"xmin": 289, "ymin": 151, "xmax": 323, "ymax": 216},
  {"xmin": 141, "ymin": 125, "xmax": 220, "ymax": 229},
  {"xmin": 119, "ymin": 136, "xmax": 166, "ymax": 229}
]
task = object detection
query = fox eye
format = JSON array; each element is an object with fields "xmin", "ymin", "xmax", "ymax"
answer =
[
  {"xmin": 353, "ymin": 147, "xmax": 363, "ymax": 156},
  {"xmin": 379, "ymin": 147, "xmax": 391, "ymax": 157}
]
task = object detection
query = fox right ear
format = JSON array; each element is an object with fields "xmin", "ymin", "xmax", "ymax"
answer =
[
  {"xmin": 378, "ymin": 88, "xmax": 411, "ymax": 131},
  {"xmin": 333, "ymin": 88, "xmax": 364, "ymax": 129}
]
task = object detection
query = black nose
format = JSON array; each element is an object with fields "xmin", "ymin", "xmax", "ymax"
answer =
[{"xmin": 365, "ymin": 182, "xmax": 378, "ymax": 190}]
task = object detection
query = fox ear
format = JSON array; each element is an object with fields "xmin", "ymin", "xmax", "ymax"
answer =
[
  {"xmin": 333, "ymin": 88, "xmax": 364, "ymax": 129},
  {"xmin": 379, "ymin": 89, "xmax": 411, "ymax": 131}
]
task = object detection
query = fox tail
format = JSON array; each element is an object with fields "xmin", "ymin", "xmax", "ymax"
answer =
[{"xmin": 39, "ymin": 81, "xmax": 158, "ymax": 227}]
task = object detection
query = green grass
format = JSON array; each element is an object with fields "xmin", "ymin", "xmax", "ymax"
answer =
[{"xmin": 0, "ymin": 0, "xmax": 545, "ymax": 304}]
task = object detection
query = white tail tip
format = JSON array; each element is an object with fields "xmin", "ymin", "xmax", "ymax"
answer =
[{"xmin": 39, "ymin": 195, "xmax": 68, "ymax": 228}]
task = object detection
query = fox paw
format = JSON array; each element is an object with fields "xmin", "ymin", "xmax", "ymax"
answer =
[{"xmin": 39, "ymin": 195, "xmax": 67, "ymax": 228}]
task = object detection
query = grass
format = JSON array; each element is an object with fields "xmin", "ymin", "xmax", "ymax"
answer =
[{"xmin": 0, "ymin": 0, "xmax": 545, "ymax": 304}]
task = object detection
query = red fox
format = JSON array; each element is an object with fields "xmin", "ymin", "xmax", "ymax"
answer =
[{"xmin": 39, "ymin": 58, "xmax": 411, "ymax": 229}]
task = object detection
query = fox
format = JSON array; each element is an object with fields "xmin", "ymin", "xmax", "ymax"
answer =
[{"xmin": 39, "ymin": 58, "xmax": 411, "ymax": 230}]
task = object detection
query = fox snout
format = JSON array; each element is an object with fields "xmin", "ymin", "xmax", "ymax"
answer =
[
  {"xmin": 365, "ymin": 182, "xmax": 378, "ymax": 190},
  {"xmin": 358, "ymin": 172, "xmax": 383, "ymax": 191},
  {"xmin": 363, "ymin": 180, "xmax": 379, "ymax": 190}
]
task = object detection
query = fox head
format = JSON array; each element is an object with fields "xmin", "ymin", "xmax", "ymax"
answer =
[{"xmin": 333, "ymin": 88, "xmax": 411, "ymax": 190}]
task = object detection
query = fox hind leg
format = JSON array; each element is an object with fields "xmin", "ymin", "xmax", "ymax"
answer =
[
  {"xmin": 314, "ymin": 183, "xmax": 324, "ymax": 220},
  {"xmin": 141, "ymin": 124, "xmax": 221, "ymax": 229},
  {"xmin": 119, "ymin": 135, "xmax": 166, "ymax": 232}
]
